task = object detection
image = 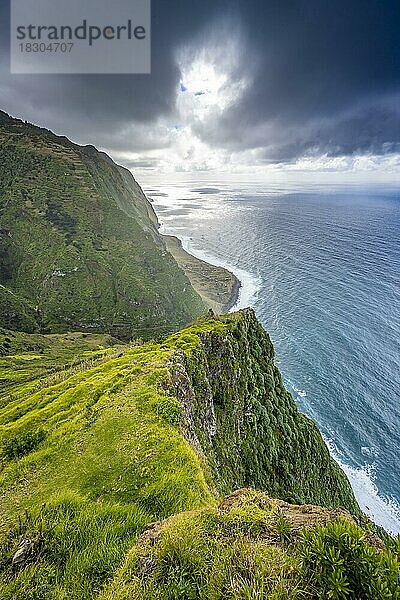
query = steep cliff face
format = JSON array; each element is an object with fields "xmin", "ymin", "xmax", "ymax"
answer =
[
  {"xmin": 0, "ymin": 111, "xmax": 205, "ymax": 337},
  {"xmin": 170, "ymin": 309, "xmax": 359, "ymax": 513}
]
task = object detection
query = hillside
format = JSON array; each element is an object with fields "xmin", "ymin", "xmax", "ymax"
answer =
[
  {"xmin": 0, "ymin": 113, "xmax": 398, "ymax": 599},
  {"xmin": 0, "ymin": 110, "xmax": 208, "ymax": 338},
  {"xmin": 2, "ymin": 309, "xmax": 396, "ymax": 599},
  {"xmin": 101, "ymin": 489, "xmax": 398, "ymax": 600}
]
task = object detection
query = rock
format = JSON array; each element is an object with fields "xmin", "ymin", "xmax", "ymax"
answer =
[{"xmin": 12, "ymin": 538, "xmax": 31, "ymax": 565}]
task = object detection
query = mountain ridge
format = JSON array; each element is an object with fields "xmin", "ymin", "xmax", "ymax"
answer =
[{"xmin": 0, "ymin": 110, "xmax": 226, "ymax": 338}]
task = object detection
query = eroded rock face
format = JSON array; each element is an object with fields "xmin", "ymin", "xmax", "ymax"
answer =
[
  {"xmin": 169, "ymin": 350, "xmax": 217, "ymax": 455},
  {"xmin": 139, "ymin": 488, "xmax": 357, "ymax": 547}
]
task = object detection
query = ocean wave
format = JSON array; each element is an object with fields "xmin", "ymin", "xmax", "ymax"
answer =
[
  {"xmin": 229, "ymin": 266, "xmax": 262, "ymax": 311},
  {"xmin": 166, "ymin": 233, "xmax": 262, "ymax": 311},
  {"xmin": 292, "ymin": 384, "xmax": 307, "ymax": 398},
  {"xmin": 324, "ymin": 436, "xmax": 400, "ymax": 536}
]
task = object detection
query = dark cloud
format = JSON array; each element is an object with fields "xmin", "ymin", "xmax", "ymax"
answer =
[
  {"xmin": 189, "ymin": 0, "xmax": 400, "ymax": 161},
  {"xmin": 0, "ymin": 0, "xmax": 231, "ymax": 138},
  {"xmin": 235, "ymin": 0, "xmax": 399, "ymax": 122},
  {"xmin": 0, "ymin": 0, "xmax": 398, "ymax": 163},
  {"xmin": 195, "ymin": 94, "xmax": 400, "ymax": 163}
]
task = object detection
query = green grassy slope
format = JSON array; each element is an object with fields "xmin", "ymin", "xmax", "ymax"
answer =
[
  {"xmin": 0, "ymin": 328, "xmax": 121, "ymax": 396},
  {"xmin": 0, "ymin": 326, "xmax": 214, "ymax": 599},
  {"xmin": 0, "ymin": 111, "xmax": 205, "ymax": 338},
  {"xmin": 0, "ymin": 310, "xmax": 367, "ymax": 599},
  {"xmin": 101, "ymin": 489, "xmax": 399, "ymax": 600}
]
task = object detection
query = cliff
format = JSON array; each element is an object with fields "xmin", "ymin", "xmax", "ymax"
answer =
[
  {"xmin": 0, "ymin": 114, "xmax": 398, "ymax": 599},
  {"xmin": 0, "ymin": 110, "xmax": 206, "ymax": 338},
  {"xmin": 169, "ymin": 309, "xmax": 358, "ymax": 511},
  {"xmin": 1, "ymin": 310, "xmax": 396, "ymax": 599}
]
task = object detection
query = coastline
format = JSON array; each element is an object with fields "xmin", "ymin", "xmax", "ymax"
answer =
[
  {"xmin": 163, "ymin": 234, "xmax": 241, "ymax": 314},
  {"xmin": 323, "ymin": 436, "xmax": 400, "ymax": 536},
  {"xmin": 164, "ymin": 228, "xmax": 400, "ymax": 536},
  {"xmin": 168, "ymin": 234, "xmax": 261, "ymax": 312},
  {"xmin": 221, "ymin": 274, "xmax": 241, "ymax": 313}
]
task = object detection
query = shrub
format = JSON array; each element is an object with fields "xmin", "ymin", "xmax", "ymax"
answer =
[
  {"xmin": 153, "ymin": 396, "xmax": 183, "ymax": 426},
  {"xmin": 297, "ymin": 517, "xmax": 400, "ymax": 599}
]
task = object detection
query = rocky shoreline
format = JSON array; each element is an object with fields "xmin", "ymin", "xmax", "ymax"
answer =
[{"xmin": 221, "ymin": 273, "xmax": 241, "ymax": 313}]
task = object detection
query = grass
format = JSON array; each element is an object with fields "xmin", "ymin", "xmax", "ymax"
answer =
[
  {"xmin": 0, "ymin": 321, "xmax": 220, "ymax": 598},
  {"xmin": 0, "ymin": 328, "xmax": 121, "ymax": 397},
  {"xmin": 0, "ymin": 309, "xmax": 387, "ymax": 599},
  {"xmin": 0, "ymin": 338, "xmax": 215, "ymax": 515},
  {"xmin": 100, "ymin": 489, "xmax": 400, "ymax": 600}
]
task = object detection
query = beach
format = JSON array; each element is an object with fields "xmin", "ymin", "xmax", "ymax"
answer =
[{"xmin": 163, "ymin": 234, "xmax": 242, "ymax": 314}]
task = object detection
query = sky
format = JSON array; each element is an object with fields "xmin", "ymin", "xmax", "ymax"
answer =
[{"xmin": 0, "ymin": 0, "xmax": 399, "ymax": 179}]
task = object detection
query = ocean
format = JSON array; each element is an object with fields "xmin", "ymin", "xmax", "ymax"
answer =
[{"xmin": 143, "ymin": 178, "xmax": 400, "ymax": 535}]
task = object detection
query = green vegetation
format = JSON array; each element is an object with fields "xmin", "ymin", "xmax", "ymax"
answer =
[
  {"xmin": 298, "ymin": 517, "xmax": 400, "ymax": 599},
  {"xmin": 0, "ymin": 323, "xmax": 215, "ymax": 599},
  {"xmin": 0, "ymin": 328, "xmax": 121, "ymax": 397},
  {"xmin": 100, "ymin": 489, "xmax": 400, "ymax": 600},
  {"xmin": 1, "ymin": 112, "xmax": 398, "ymax": 599},
  {"xmin": 0, "ymin": 110, "xmax": 206, "ymax": 338},
  {"xmin": 173, "ymin": 309, "xmax": 359, "ymax": 511},
  {"xmin": 0, "ymin": 309, "xmax": 378, "ymax": 599}
]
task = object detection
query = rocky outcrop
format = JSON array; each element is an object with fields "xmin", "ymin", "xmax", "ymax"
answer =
[{"xmin": 99, "ymin": 488, "xmax": 390, "ymax": 600}]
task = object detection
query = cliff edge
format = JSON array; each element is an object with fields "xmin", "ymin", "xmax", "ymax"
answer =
[{"xmin": 0, "ymin": 309, "xmax": 382, "ymax": 599}]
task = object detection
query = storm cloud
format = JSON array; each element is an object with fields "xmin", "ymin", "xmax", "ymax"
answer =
[{"xmin": 0, "ymin": 0, "xmax": 398, "ymax": 169}]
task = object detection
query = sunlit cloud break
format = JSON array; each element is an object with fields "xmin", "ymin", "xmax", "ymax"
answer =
[{"xmin": 2, "ymin": 1, "xmax": 398, "ymax": 179}]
